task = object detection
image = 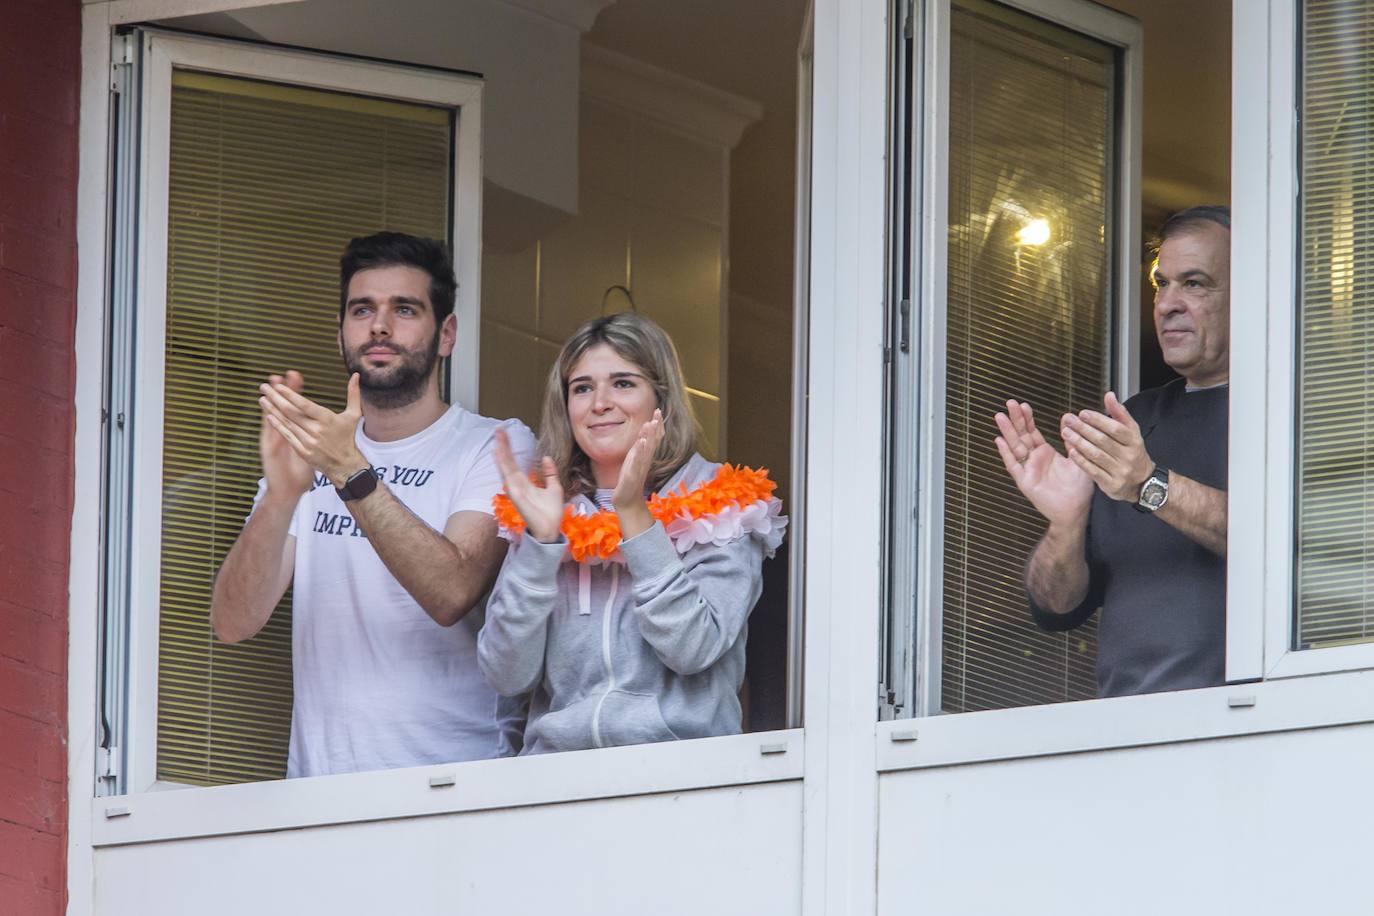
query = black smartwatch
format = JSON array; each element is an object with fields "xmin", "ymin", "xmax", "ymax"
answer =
[
  {"xmin": 336, "ymin": 467, "xmax": 380, "ymax": 502},
  {"xmin": 1133, "ymin": 464, "xmax": 1169, "ymax": 513}
]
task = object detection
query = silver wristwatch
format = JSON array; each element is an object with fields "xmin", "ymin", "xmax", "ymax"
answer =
[{"xmin": 1133, "ymin": 465, "xmax": 1169, "ymax": 513}]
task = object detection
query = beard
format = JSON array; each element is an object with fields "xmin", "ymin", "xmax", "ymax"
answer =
[{"xmin": 342, "ymin": 332, "xmax": 441, "ymax": 409}]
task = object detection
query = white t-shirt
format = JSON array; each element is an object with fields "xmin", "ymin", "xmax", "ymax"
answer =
[{"xmin": 254, "ymin": 405, "xmax": 535, "ymax": 778}]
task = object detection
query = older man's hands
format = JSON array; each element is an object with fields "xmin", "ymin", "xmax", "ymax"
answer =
[
  {"xmin": 994, "ymin": 399, "xmax": 1094, "ymax": 527},
  {"xmin": 1059, "ymin": 391, "xmax": 1154, "ymax": 503}
]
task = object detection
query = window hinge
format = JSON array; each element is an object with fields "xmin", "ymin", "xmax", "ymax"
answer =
[
  {"xmin": 112, "ymin": 33, "xmax": 135, "ymax": 66},
  {"xmin": 878, "ymin": 686, "xmax": 900, "ymax": 721},
  {"xmin": 98, "ymin": 745, "xmax": 120, "ymax": 779},
  {"xmin": 902, "ymin": 0, "xmax": 915, "ymax": 40},
  {"xmin": 110, "ymin": 34, "xmax": 134, "ymax": 94},
  {"xmin": 898, "ymin": 297, "xmax": 912, "ymax": 353}
]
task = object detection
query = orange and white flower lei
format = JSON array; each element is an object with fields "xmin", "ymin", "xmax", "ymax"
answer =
[{"xmin": 493, "ymin": 464, "xmax": 788, "ymax": 564}]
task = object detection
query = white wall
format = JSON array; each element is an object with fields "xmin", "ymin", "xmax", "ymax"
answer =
[
  {"xmin": 879, "ymin": 723, "xmax": 1372, "ymax": 915},
  {"xmin": 480, "ymin": 49, "xmax": 761, "ymax": 456},
  {"xmin": 89, "ymin": 721, "xmax": 1374, "ymax": 916},
  {"xmin": 95, "ymin": 781, "xmax": 803, "ymax": 914}
]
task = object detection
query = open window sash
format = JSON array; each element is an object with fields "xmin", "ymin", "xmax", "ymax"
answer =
[
  {"xmin": 100, "ymin": 28, "xmax": 483, "ymax": 794},
  {"xmin": 885, "ymin": 0, "xmax": 1143, "ymax": 719}
]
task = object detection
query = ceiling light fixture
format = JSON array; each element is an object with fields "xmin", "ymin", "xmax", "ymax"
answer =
[{"xmin": 1015, "ymin": 218, "xmax": 1051, "ymax": 247}]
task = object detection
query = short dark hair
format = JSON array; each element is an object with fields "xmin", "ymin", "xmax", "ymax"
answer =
[
  {"xmin": 1156, "ymin": 205, "xmax": 1230, "ymax": 247},
  {"xmin": 339, "ymin": 232, "xmax": 457, "ymax": 323}
]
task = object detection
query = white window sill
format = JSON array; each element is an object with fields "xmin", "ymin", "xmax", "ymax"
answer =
[
  {"xmin": 876, "ymin": 668, "xmax": 1374, "ymax": 772},
  {"xmin": 92, "ymin": 728, "xmax": 803, "ymax": 847}
]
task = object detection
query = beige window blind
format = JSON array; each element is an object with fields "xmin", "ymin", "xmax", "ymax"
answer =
[
  {"xmin": 942, "ymin": 0, "xmax": 1113, "ymax": 711},
  {"xmin": 158, "ymin": 70, "xmax": 451, "ymax": 785},
  {"xmin": 1297, "ymin": 1, "xmax": 1374, "ymax": 650}
]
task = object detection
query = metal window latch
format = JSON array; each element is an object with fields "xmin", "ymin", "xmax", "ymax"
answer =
[
  {"xmin": 890, "ymin": 728, "xmax": 919, "ymax": 743},
  {"xmin": 104, "ymin": 806, "xmax": 131, "ymax": 819},
  {"xmin": 428, "ymin": 774, "xmax": 456, "ymax": 788},
  {"xmin": 1227, "ymin": 695, "xmax": 1257, "ymax": 709},
  {"xmin": 759, "ymin": 741, "xmax": 789, "ymax": 756}
]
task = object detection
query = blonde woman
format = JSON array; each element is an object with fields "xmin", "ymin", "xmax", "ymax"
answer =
[{"xmin": 478, "ymin": 312, "xmax": 786, "ymax": 753}]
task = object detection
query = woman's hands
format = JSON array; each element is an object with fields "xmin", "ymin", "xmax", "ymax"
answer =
[
  {"xmin": 493, "ymin": 408, "xmax": 665, "ymax": 545},
  {"xmin": 494, "ymin": 427, "xmax": 565, "ymax": 543},
  {"xmin": 612, "ymin": 409, "xmax": 664, "ymax": 540}
]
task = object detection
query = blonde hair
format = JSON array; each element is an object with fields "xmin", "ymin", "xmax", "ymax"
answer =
[{"xmin": 539, "ymin": 312, "xmax": 701, "ymax": 498}]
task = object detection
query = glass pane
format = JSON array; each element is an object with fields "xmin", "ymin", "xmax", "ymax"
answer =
[
  {"xmin": 157, "ymin": 71, "xmax": 451, "ymax": 785},
  {"xmin": 1297, "ymin": 0, "xmax": 1374, "ymax": 650},
  {"xmin": 942, "ymin": 0, "xmax": 1114, "ymax": 711}
]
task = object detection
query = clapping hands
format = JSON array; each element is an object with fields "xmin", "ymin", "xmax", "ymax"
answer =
[
  {"xmin": 612, "ymin": 409, "xmax": 664, "ymax": 541},
  {"xmin": 995, "ymin": 392, "xmax": 1156, "ymax": 521},
  {"xmin": 1059, "ymin": 392, "xmax": 1155, "ymax": 503},
  {"xmin": 492, "ymin": 409, "xmax": 665, "ymax": 545},
  {"xmin": 494, "ymin": 428, "xmax": 565, "ymax": 543},
  {"xmin": 259, "ymin": 371, "xmax": 368, "ymax": 488},
  {"xmin": 258, "ymin": 370, "xmax": 315, "ymax": 499},
  {"xmin": 994, "ymin": 399, "xmax": 1094, "ymax": 526}
]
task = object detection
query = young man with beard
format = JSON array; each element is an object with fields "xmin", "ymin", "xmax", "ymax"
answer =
[{"xmin": 211, "ymin": 232, "xmax": 535, "ymax": 777}]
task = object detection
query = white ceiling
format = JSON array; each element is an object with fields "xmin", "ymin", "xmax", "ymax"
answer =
[
  {"xmin": 1098, "ymin": 0, "xmax": 1231, "ymax": 219},
  {"xmin": 164, "ymin": 0, "xmax": 1231, "ymax": 229},
  {"xmin": 585, "ymin": 0, "xmax": 808, "ymax": 135},
  {"xmin": 586, "ymin": 0, "xmax": 1232, "ymax": 224}
]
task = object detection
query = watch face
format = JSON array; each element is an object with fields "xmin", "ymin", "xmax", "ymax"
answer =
[
  {"xmin": 339, "ymin": 468, "xmax": 379, "ymax": 501},
  {"xmin": 1139, "ymin": 478, "xmax": 1168, "ymax": 510}
]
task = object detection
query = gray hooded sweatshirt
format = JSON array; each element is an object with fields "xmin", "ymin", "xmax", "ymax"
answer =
[{"xmin": 478, "ymin": 454, "xmax": 777, "ymax": 754}]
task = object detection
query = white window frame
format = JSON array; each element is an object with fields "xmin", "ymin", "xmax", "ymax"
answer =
[
  {"xmin": 60, "ymin": 0, "xmax": 1374, "ymax": 909},
  {"xmin": 788, "ymin": 0, "xmax": 814, "ymax": 734},
  {"xmin": 90, "ymin": 729, "xmax": 805, "ymax": 846},
  {"xmin": 114, "ymin": 28, "xmax": 485, "ymax": 795},
  {"xmin": 876, "ymin": 0, "xmax": 1374, "ymax": 773},
  {"xmin": 895, "ymin": 0, "xmax": 1144, "ymax": 719},
  {"xmin": 73, "ymin": 2, "xmax": 823, "ymax": 857},
  {"xmin": 1225, "ymin": 0, "xmax": 1293, "ymax": 682},
  {"xmin": 1229, "ymin": 0, "xmax": 1374, "ymax": 681}
]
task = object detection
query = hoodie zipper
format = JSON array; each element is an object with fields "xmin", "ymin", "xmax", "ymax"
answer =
[{"xmin": 589, "ymin": 563, "xmax": 621, "ymax": 748}]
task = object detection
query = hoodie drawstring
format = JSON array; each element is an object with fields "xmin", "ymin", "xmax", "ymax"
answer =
[{"xmin": 605, "ymin": 563, "xmax": 620, "ymax": 615}]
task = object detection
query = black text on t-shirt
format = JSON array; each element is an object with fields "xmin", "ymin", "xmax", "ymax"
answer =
[{"xmin": 310, "ymin": 465, "xmax": 436, "ymax": 492}]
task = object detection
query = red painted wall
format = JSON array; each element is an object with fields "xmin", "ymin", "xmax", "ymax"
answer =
[{"xmin": 0, "ymin": 0, "xmax": 80, "ymax": 913}]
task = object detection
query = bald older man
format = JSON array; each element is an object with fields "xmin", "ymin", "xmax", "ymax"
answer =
[{"xmin": 995, "ymin": 205, "xmax": 1230, "ymax": 697}]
